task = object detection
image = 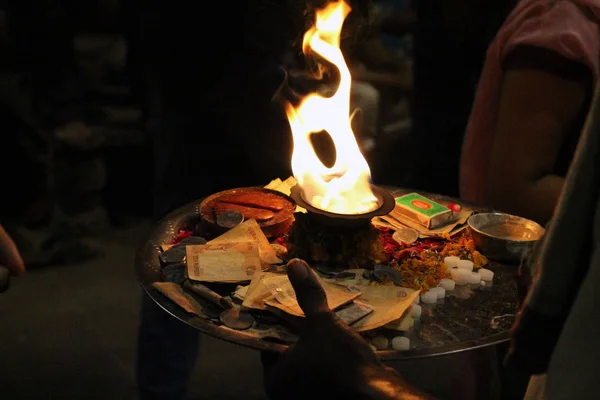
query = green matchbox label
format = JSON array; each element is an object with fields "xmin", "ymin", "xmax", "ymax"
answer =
[{"xmin": 395, "ymin": 193, "xmax": 449, "ymax": 217}]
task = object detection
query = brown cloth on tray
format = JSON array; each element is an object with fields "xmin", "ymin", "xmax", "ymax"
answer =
[{"xmin": 506, "ymin": 84, "xmax": 600, "ymax": 398}]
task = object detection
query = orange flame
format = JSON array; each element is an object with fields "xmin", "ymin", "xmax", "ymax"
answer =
[{"xmin": 285, "ymin": 0, "xmax": 378, "ymax": 215}]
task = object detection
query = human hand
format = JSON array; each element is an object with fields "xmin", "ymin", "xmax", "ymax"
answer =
[
  {"xmin": 0, "ymin": 225, "xmax": 25, "ymax": 292},
  {"xmin": 263, "ymin": 258, "xmax": 432, "ymax": 400}
]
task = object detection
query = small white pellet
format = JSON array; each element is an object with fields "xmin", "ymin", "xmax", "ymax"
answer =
[
  {"xmin": 479, "ymin": 268, "xmax": 494, "ymax": 281},
  {"xmin": 468, "ymin": 272, "xmax": 481, "ymax": 284},
  {"xmin": 372, "ymin": 336, "xmax": 389, "ymax": 350},
  {"xmin": 439, "ymin": 278, "xmax": 456, "ymax": 291},
  {"xmin": 444, "ymin": 256, "xmax": 460, "ymax": 269},
  {"xmin": 451, "ymin": 268, "xmax": 470, "ymax": 285},
  {"xmin": 410, "ymin": 304, "xmax": 422, "ymax": 318},
  {"xmin": 421, "ymin": 290, "xmax": 438, "ymax": 304},
  {"xmin": 431, "ymin": 286, "xmax": 446, "ymax": 299},
  {"xmin": 457, "ymin": 260, "xmax": 474, "ymax": 271},
  {"xmin": 392, "ymin": 336, "xmax": 410, "ymax": 351}
]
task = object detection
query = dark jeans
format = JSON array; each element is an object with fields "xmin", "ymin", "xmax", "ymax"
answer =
[{"xmin": 137, "ymin": 294, "xmax": 200, "ymax": 400}]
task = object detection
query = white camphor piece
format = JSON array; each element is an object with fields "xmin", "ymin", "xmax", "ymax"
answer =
[
  {"xmin": 451, "ymin": 268, "xmax": 470, "ymax": 285},
  {"xmin": 457, "ymin": 260, "xmax": 474, "ymax": 271},
  {"xmin": 372, "ymin": 336, "xmax": 389, "ymax": 350},
  {"xmin": 468, "ymin": 271, "xmax": 482, "ymax": 284},
  {"xmin": 431, "ymin": 287, "xmax": 446, "ymax": 299},
  {"xmin": 410, "ymin": 304, "xmax": 422, "ymax": 318},
  {"xmin": 444, "ymin": 256, "xmax": 460, "ymax": 269},
  {"xmin": 392, "ymin": 336, "xmax": 410, "ymax": 351},
  {"xmin": 439, "ymin": 278, "xmax": 456, "ymax": 291},
  {"xmin": 421, "ymin": 290, "xmax": 438, "ymax": 304},
  {"xmin": 479, "ymin": 268, "xmax": 494, "ymax": 281}
]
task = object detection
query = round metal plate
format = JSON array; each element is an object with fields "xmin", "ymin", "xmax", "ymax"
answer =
[{"xmin": 135, "ymin": 187, "xmax": 518, "ymax": 359}]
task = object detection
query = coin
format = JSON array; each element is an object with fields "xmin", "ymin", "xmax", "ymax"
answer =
[
  {"xmin": 217, "ymin": 210, "xmax": 244, "ymax": 229},
  {"xmin": 177, "ymin": 236, "xmax": 207, "ymax": 246},
  {"xmin": 220, "ymin": 307, "xmax": 255, "ymax": 330},
  {"xmin": 159, "ymin": 246, "xmax": 187, "ymax": 265},
  {"xmin": 372, "ymin": 267, "xmax": 402, "ymax": 285},
  {"xmin": 162, "ymin": 262, "xmax": 186, "ymax": 284},
  {"xmin": 392, "ymin": 228, "xmax": 419, "ymax": 245},
  {"xmin": 270, "ymin": 244, "xmax": 288, "ymax": 258}
]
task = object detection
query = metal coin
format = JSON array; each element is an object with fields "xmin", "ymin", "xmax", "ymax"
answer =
[
  {"xmin": 217, "ymin": 210, "xmax": 244, "ymax": 229},
  {"xmin": 220, "ymin": 307, "xmax": 255, "ymax": 330},
  {"xmin": 162, "ymin": 262, "xmax": 186, "ymax": 284},
  {"xmin": 392, "ymin": 228, "xmax": 419, "ymax": 245},
  {"xmin": 271, "ymin": 244, "xmax": 288, "ymax": 258},
  {"xmin": 372, "ymin": 268, "xmax": 402, "ymax": 285},
  {"xmin": 372, "ymin": 269, "xmax": 392, "ymax": 282},
  {"xmin": 177, "ymin": 236, "xmax": 207, "ymax": 246},
  {"xmin": 159, "ymin": 246, "xmax": 187, "ymax": 265}
]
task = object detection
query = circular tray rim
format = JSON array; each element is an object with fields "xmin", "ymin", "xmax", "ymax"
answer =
[{"xmin": 135, "ymin": 187, "xmax": 514, "ymax": 360}]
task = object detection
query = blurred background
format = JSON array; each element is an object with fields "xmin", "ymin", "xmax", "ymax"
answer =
[{"xmin": 0, "ymin": 0, "xmax": 514, "ymax": 398}]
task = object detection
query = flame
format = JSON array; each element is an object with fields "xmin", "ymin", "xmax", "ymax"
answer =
[{"xmin": 285, "ymin": 0, "xmax": 379, "ymax": 215}]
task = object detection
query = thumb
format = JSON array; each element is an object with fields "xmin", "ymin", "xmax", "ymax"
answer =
[{"xmin": 287, "ymin": 258, "xmax": 330, "ymax": 317}]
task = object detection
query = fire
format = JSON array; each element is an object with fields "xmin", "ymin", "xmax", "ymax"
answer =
[{"xmin": 285, "ymin": 0, "xmax": 379, "ymax": 215}]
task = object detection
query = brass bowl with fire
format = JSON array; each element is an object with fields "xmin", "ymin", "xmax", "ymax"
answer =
[{"xmin": 290, "ymin": 184, "xmax": 394, "ymax": 227}]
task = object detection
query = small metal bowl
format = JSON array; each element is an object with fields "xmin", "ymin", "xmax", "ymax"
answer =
[{"xmin": 467, "ymin": 213, "xmax": 546, "ymax": 263}]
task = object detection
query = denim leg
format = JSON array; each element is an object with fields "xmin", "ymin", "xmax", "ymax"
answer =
[{"xmin": 136, "ymin": 292, "xmax": 200, "ymax": 400}]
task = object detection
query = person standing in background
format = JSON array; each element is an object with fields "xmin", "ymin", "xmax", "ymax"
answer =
[
  {"xmin": 460, "ymin": 0, "xmax": 599, "ymax": 225},
  {"xmin": 411, "ymin": 0, "xmax": 514, "ymax": 197}
]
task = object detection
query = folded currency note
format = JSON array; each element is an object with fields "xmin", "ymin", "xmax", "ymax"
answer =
[
  {"xmin": 209, "ymin": 219, "xmax": 281, "ymax": 265},
  {"xmin": 261, "ymin": 273, "xmax": 361, "ymax": 317},
  {"xmin": 186, "ymin": 241, "xmax": 261, "ymax": 283}
]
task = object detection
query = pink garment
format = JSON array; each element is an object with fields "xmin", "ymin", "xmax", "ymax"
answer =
[{"xmin": 459, "ymin": 0, "xmax": 600, "ymax": 205}]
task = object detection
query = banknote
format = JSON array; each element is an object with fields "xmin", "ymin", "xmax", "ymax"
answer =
[
  {"xmin": 328, "ymin": 282, "xmax": 419, "ymax": 332},
  {"xmin": 209, "ymin": 219, "xmax": 281, "ymax": 265},
  {"xmin": 186, "ymin": 241, "xmax": 261, "ymax": 283},
  {"xmin": 262, "ymin": 273, "xmax": 361, "ymax": 316}
]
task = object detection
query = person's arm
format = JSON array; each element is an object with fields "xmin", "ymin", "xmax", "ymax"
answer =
[
  {"xmin": 486, "ymin": 52, "xmax": 591, "ymax": 224},
  {"xmin": 0, "ymin": 224, "xmax": 25, "ymax": 276}
]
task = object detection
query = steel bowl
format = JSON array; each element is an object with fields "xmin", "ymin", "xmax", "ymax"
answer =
[{"xmin": 467, "ymin": 213, "xmax": 546, "ymax": 263}]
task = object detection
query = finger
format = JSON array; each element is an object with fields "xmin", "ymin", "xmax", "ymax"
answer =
[{"xmin": 287, "ymin": 258, "xmax": 330, "ymax": 317}]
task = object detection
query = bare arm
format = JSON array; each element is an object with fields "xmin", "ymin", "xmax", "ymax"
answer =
[
  {"xmin": 486, "ymin": 69, "xmax": 588, "ymax": 224},
  {"xmin": 0, "ymin": 225, "xmax": 25, "ymax": 275}
]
